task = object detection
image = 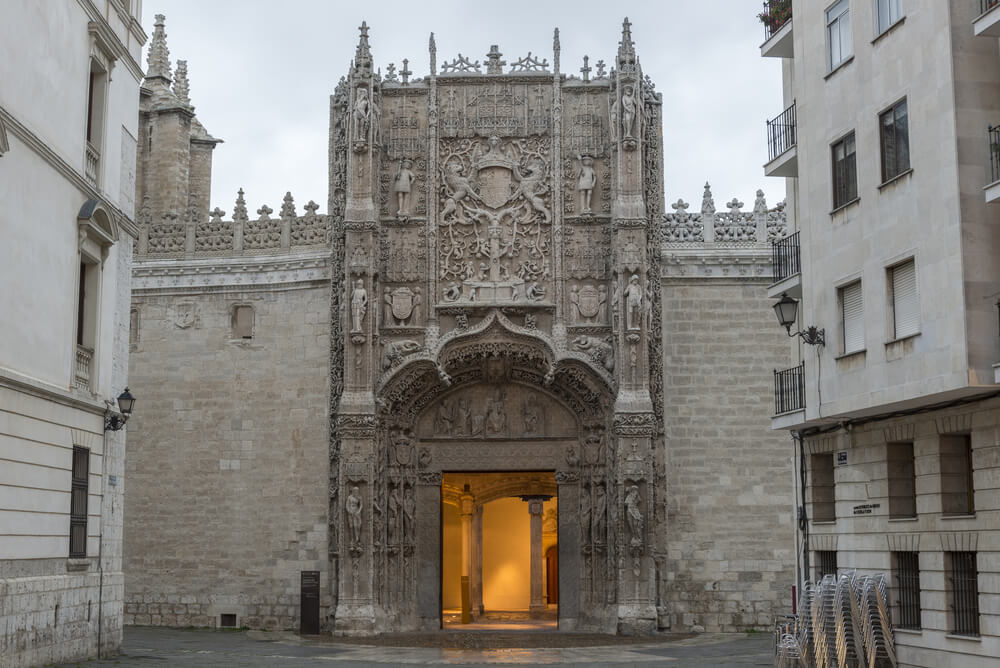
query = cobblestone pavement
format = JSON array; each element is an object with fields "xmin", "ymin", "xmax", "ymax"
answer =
[{"xmin": 52, "ymin": 627, "xmax": 775, "ymax": 667}]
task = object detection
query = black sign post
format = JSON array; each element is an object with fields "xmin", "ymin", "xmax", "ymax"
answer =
[{"xmin": 300, "ymin": 570, "xmax": 320, "ymax": 635}]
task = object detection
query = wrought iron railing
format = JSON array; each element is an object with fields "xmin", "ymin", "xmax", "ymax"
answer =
[
  {"xmin": 772, "ymin": 230, "xmax": 800, "ymax": 282},
  {"xmin": 981, "ymin": 0, "xmax": 1000, "ymax": 16},
  {"xmin": 75, "ymin": 345, "xmax": 93, "ymax": 391},
  {"xmin": 85, "ymin": 141, "xmax": 100, "ymax": 186},
  {"xmin": 761, "ymin": 0, "xmax": 793, "ymax": 41},
  {"xmin": 774, "ymin": 362, "xmax": 804, "ymax": 415},
  {"xmin": 767, "ymin": 101, "xmax": 797, "ymax": 162},
  {"xmin": 989, "ymin": 124, "xmax": 1000, "ymax": 185}
]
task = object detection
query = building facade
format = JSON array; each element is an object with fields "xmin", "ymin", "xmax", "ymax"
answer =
[
  {"xmin": 762, "ymin": 1, "xmax": 1000, "ymax": 665},
  {"xmin": 0, "ymin": 1, "xmax": 146, "ymax": 666},
  {"xmin": 123, "ymin": 17, "xmax": 796, "ymax": 636}
]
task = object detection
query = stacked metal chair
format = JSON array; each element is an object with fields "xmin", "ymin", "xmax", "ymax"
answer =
[{"xmin": 859, "ymin": 573, "xmax": 897, "ymax": 668}]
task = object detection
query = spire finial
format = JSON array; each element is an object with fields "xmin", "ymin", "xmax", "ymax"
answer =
[
  {"xmin": 352, "ymin": 20, "xmax": 373, "ymax": 76},
  {"xmin": 617, "ymin": 16, "xmax": 636, "ymax": 69},
  {"xmin": 146, "ymin": 14, "xmax": 172, "ymax": 82},
  {"xmin": 429, "ymin": 32, "xmax": 437, "ymax": 76},
  {"xmin": 173, "ymin": 60, "xmax": 191, "ymax": 107}
]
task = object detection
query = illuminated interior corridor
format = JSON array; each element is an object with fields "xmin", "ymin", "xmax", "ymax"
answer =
[{"xmin": 441, "ymin": 472, "xmax": 558, "ymax": 629}]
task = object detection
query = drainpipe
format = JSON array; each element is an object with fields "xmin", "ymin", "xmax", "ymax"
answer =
[{"xmin": 792, "ymin": 430, "xmax": 808, "ymax": 588}]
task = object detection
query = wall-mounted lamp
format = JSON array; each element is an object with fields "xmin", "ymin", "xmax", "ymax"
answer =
[
  {"xmin": 104, "ymin": 387, "xmax": 136, "ymax": 431},
  {"xmin": 772, "ymin": 293, "xmax": 825, "ymax": 346}
]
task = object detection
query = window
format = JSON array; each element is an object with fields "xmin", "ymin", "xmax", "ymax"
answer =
[
  {"xmin": 810, "ymin": 453, "xmax": 836, "ymax": 522},
  {"xmin": 827, "ymin": 0, "xmax": 853, "ymax": 70},
  {"xmin": 888, "ymin": 259, "xmax": 919, "ymax": 339},
  {"xmin": 232, "ymin": 305, "xmax": 254, "ymax": 339},
  {"xmin": 816, "ymin": 550, "xmax": 838, "ymax": 580},
  {"xmin": 74, "ymin": 260, "xmax": 100, "ymax": 391},
  {"xmin": 129, "ymin": 308, "xmax": 140, "ymax": 346},
  {"xmin": 839, "ymin": 280, "xmax": 864, "ymax": 354},
  {"xmin": 946, "ymin": 551, "xmax": 980, "ymax": 636},
  {"xmin": 70, "ymin": 447, "xmax": 89, "ymax": 558},
  {"xmin": 832, "ymin": 133, "xmax": 858, "ymax": 208},
  {"xmin": 892, "ymin": 551, "xmax": 921, "ymax": 630},
  {"xmin": 940, "ymin": 435, "xmax": 974, "ymax": 516},
  {"xmin": 876, "ymin": 0, "xmax": 902, "ymax": 34},
  {"xmin": 887, "ymin": 442, "xmax": 916, "ymax": 518},
  {"xmin": 880, "ymin": 99, "xmax": 909, "ymax": 182}
]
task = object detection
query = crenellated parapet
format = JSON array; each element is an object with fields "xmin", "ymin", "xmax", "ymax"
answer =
[{"xmin": 660, "ymin": 182, "xmax": 787, "ymax": 281}]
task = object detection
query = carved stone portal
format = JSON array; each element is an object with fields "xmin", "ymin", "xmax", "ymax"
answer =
[{"xmin": 330, "ymin": 20, "xmax": 664, "ymax": 636}]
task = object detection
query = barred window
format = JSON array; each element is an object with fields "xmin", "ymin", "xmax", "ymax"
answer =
[
  {"xmin": 946, "ymin": 551, "xmax": 980, "ymax": 636},
  {"xmin": 69, "ymin": 446, "xmax": 89, "ymax": 558},
  {"xmin": 892, "ymin": 551, "xmax": 921, "ymax": 630},
  {"xmin": 816, "ymin": 550, "xmax": 838, "ymax": 580}
]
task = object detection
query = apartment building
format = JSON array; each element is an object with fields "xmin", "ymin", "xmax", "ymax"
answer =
[
  {"xmin": 0, "ymin": 2, "xmax": 145, "ymax": 665},
  {"xmin": 761, "ymin": 1, "xmax": 1000, "ymax": 665}
]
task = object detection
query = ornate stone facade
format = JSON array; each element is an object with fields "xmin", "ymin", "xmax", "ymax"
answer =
[{"xmin": 125, "ymin": 17, "xmax": 794, "ymax": 638}]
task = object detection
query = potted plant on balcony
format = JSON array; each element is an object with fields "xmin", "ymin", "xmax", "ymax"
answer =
[{"xmin": 758, "ymin": 0, "xmax": 792, "ymax": 34}]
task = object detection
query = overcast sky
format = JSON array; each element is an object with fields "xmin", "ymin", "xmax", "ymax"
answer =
[{"xmin": 142, "ymin": 1, "xmax": 785, "ymax": 217}]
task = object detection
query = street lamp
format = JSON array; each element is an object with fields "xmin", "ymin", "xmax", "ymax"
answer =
[
  {"xmin": 104, "ymin": 387, "xmax": 136, "ymax": 431},
  {"xmin": 772, "ymin": 293, "xmax": 825, "ymax": 346}
]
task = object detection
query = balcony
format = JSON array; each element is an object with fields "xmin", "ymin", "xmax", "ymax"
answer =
[
  {"xmin": 974, "ymin": 0, "xmax": 1000, "ymax": 37},
  {"xmin": 987, "ymin": 125, "xmax": 1000, "ymax": 203},
  {"xmin": 74, "ymin": 345, "xmax": 93, "ymax": 392},
  {"xmin": 774, "ymin": 362, "xmax": 804, "ymax": 416},
  {"xmin": 764, "ymin": 101, "xmax": 797, "ymax": 177},
  {"xmin": 768, "ymin": 231, "xmax": 802, "ymax": 299},
  {"xmin": 85, "ymin": 141, "xmax": 100, "ymax": 187},
  {"xmin": 760, "ymin": 0, "xmax": 793, "ymax": 58}
]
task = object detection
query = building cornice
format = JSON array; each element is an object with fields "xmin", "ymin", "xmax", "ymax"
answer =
[
  {"xmin": 0, "ymin": 367, "xmax": 108, "ymax": 417},
  {"xmin": 0, "ymin": 106, "xmax": 139, "ymax": 240},
  {"xmin": 76, "ymin": 0, "xmax": 146, "ymax": 82},
  {"xmin": 133, "ymin": 251, "xmax": 333, "ymax": 293},
  {"xmin": 660, "ymin": 244, "xmax": 773, "ymax": 281}
]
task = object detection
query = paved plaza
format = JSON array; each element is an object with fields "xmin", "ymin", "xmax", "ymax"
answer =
[{"xmin": 52, "ymin": 626, "xmax": 774, "ymax": 667}]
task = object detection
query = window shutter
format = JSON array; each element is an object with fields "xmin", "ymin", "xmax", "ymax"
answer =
[
  {"xmin": 892, "ymin": 260, "xmax": 919, "ymax": 338},
  {"xmin": 842, "ymin": 281, "xmax": 864, "ymax": 353}
]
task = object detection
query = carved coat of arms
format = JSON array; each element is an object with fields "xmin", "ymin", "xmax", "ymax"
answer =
[
  {"xmin": 578, "ymin": 285, "xmax": 601, "ymax": 320},
  {"xmin": 390, "ymin": 287, "xmax": 416, "ymax": 322}
]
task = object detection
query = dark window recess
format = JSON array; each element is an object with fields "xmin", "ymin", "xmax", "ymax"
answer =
[
  {"xmin": 810, "ymin": 453, "xmax": 836, "ymax": 522},
  {"xmin": 70, "ymin": 446, "xmax": 89, "ymax": 558},
  {"xmin": 832, "ymin": 133, "xmax": 857, "ymax": 208},
  {"xmin": 77, "ymin": 263, "xmax": 87, "ymax": 346},
  {"xmin": 947, "ymin": 551, "xmax": 980, "ymax": 637},
  {"xmin": 940, "ymin": 435, "xmax": 974, "ymax": 516},
  {"xmin": 220, "ymin": 613, "xmax": 237, "ymax": 628},
  {"xmin": 887, "ymin": 442, "xmax": 916, "ymax": 519},
  {"xmin": 893, "ymin": 551, "xmax": 921, "ymax": 630},
  {"xmin": 880, "ymin": 99, "xmax": 909, "ymax": 182},
  {"xmin": 233, "ymin": 305, "xmax": 254, "ymax": 339},
  {"xmin": 816, "ymin": 550, "xmax": 838, "ymax": 580}
]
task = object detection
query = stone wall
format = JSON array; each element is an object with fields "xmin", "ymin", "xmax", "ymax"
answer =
[{"xmin": 124, "ymin": 284, "xmax": 332, "ymax": 630}]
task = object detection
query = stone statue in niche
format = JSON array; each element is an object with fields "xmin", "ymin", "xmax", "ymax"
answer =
[
  {"xmin": 403, "ymin": 485, "xmax": 416, "ymax": 535},
  {"xmin": 521, "ymin": 400, "xmax": 543, "ymax": 435},
  {"xmin": 350, "ymin": 279, "xmax": 368, "ymax": 333},
  {"xmin": 456, "ymin": 398, "xmax": 472, "ymax": 436},
  {"xmin": 393, "ymin": 159, "xmax": 417, "ymax": 216},
  {"xmin": 388, "ymin": 485, "xmax": 401, "ymax": 543},
  {"xmin": 598, "ymin": 285, "xmax": 609, "ymax": 324},
  {"xmin": 346, "ymin": 486, "xmax": 363, "ymax": 547},
  {"xmin": 435, "ymin": 398, "xmax": 455, "ymax": 436},
  {"xmin": 625, "ymin": 274, "xmax": 642, "ymax": 331},
  {"xmin": 485, "ymin": 387, "xmax": 507, "ymax": 436},
  {"xmin": 569, "ymin": 285, "xmax": 580, "ymax": 324},
  {"xmin": 594, "ymin": 483, "xmax": 607, "ymax": 542},
  {"xmin": 576, "ymin": 154, "xmax": 597, "ymax": 215},
  {"xmin": 625, "ymin": 484, "xmax": 643, "ymax": 548},
  {"xmin": 353, "ymin": 87, "xmax": 371, "ymax": 144},
  {"xmin": 382, "ymin": 287, "xmax": 393, "ymax": 327},
  {"xmin": 621, "ymin": 84, "xmax": 637, "ymax": 140}
]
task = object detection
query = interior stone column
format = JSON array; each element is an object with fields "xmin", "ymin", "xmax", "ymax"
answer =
[
  {"xmin": 460, "ymin": 492, "xmax": 474, "ymax": 624},
  {"xmin": 471, "ymin": 505, "xmax": 484, "ymax": 617},
  {"xmin": 527, "ymin": 497, "xmax": 546, "ymax": 617}
]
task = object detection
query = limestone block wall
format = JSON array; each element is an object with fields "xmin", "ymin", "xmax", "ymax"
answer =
[
  {"xmin": 123, "ymin": 284, "xmax": 331, "ymax": 630},
  {"xmin": 661, "ymin": 279, "xmax": 795, "ymax": 632}
]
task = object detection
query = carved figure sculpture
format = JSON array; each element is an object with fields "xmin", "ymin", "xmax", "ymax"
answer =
[
  {"xmin": 387, "ymin": 486, "xmax": 402, "ymax": 543},
  {"xmin": 350, "ymin": 279, "xmax": 368, "ymax": 333},
  {"xmin": 382, "ymin": 287, "xmax": 393, "ymax": 326},
  {"xmin": 625, "ymin": 484, "xmax": 643, "ymax": 547},
  {"xmin": 576, "ymin": 154, "xmax": 597, "ymax": 214},
  {"xmin": 435, "ymin": 398, "xmax": 455, "ymax": 436},
  {"xmin": 411, "ymin": 287, "xmax": 422, "ymax": 325},
  {"xmin": 346, "ymin": 486, "xmax": 363, "ymax": 546},
  {"xmin": 573, "ymin": 335, "xmax": 615, "ymax": 372},
  {"xmin": 512, "ymin": 159, "xmax": 551, "ymax": 224},
  {"xmin": 594, "ymin": 483, "xmax": 607, "ymax": 542},
  {"xmin": 598, "ymin": 285, "xmax": 609, "ymax": 324},
  {"xmin": 393, "ymin": 159, "xmax": 417, "ymax": 216},
  {"xmin": 526, "ymin": 282, "xmax": 545, "ymax": 301},
  {"xmin": 522, "ymin": 400, "xmax": 542, "ymax": 435},
  {"xmin": 569, "ymin": 284, "xmax": 580, "ymax": 324},
  {"xmin": 443, "ymin": 281, "xmax": 462, "ymax": 302},
  {"xmin": 620, "ymin": 85, "xmax": 636, "ymax": 140},
  {"xmin": 625, "ymin": 274, "xmax": 642, "ymax": 330},
  {"xmin": 580, "ymin": 489, "xmax": 592, "ymax": 544},
  {"xmin": 440, "ymin": 163, "xmax": 481, "ymax": 220},
  {"xmin": 403, "ymin": 486, "xmax": 416, "ymax": 536},
  {"xmin": 485, "ymin": 387, "xmax": 506, "ymax": 435},
  {"xmin": 353, "ymin": 87, "xmax": 371, "ymax": 143},
  {"xmin": 457, "ymin": 398, "xmax": 472, "ymax": 435}
]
